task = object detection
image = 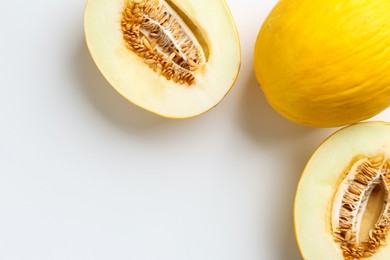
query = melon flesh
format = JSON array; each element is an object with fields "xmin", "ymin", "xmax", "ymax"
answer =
[
  {"xmin": 84, "ymin": 0, "xmax": 240, "ymax": 118},
  {"xmin": 295, "ymin": 122, "xmax": 390, "ymax": 259}
]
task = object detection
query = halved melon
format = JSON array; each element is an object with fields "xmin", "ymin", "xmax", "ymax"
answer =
[
  {"xmin": 84, "ymin": 0, "xmax": 240, "ymax": 118},
  {"xmin": 295, "ymin": 121, "xmax": 390, "ymax": 259}
]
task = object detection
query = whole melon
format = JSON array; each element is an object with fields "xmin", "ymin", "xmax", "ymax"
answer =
[{"xmin": 254, "ymin": 0, "xmax": 390, "ymax": 127}]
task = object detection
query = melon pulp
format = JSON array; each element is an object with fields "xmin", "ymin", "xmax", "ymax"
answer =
[
  {"xmin": 254, "ymin": 0, "xmax": 390, "ymax": 127},
  {"xmin": 295, "ymin": 122, "xmax": 390, "ymax": 259},
  {"xmin": 84, "ymin": 0, "xmax": 240, "ymax": 118}
]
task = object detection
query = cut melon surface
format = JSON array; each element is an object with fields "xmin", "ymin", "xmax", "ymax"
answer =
[
  {"xmin": 295, "ymin": 122, "xmax": 390, "ymax": 259},
  {"xmin": 84, "ymin": 0, "xmax": 241, "ymax": 118}
]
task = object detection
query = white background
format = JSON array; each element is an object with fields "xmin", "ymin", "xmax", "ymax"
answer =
[{"xmin": 1, "ymin": 0, "xmax": 389, "ymax": 259}]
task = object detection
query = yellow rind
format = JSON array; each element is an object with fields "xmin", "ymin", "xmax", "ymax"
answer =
[{"xmin": 254, "ymin": 0, "xmax": 390, "ymax": 127}]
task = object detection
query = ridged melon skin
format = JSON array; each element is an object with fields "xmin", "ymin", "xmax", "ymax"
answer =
[{"xmin": 254, "ymin": 0, "xmax": 390, "ymax": 127}]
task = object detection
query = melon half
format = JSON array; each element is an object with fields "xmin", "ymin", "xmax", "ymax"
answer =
[
  {"xmin": 84, "ymin": 0, "xmax": 241, "ymax": 118},
  {"xmin": 295, "ymin": 122, "xmax": 390, "ymax": 259}
]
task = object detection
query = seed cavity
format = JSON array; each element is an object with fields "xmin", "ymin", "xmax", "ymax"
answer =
[
  {"xmin": 121, "ymin": 0, "xmax": 207, "ymax": 85},
  {"xmin": 331, "ymin": 155, "xmax": 390, "ymax": 259}
]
